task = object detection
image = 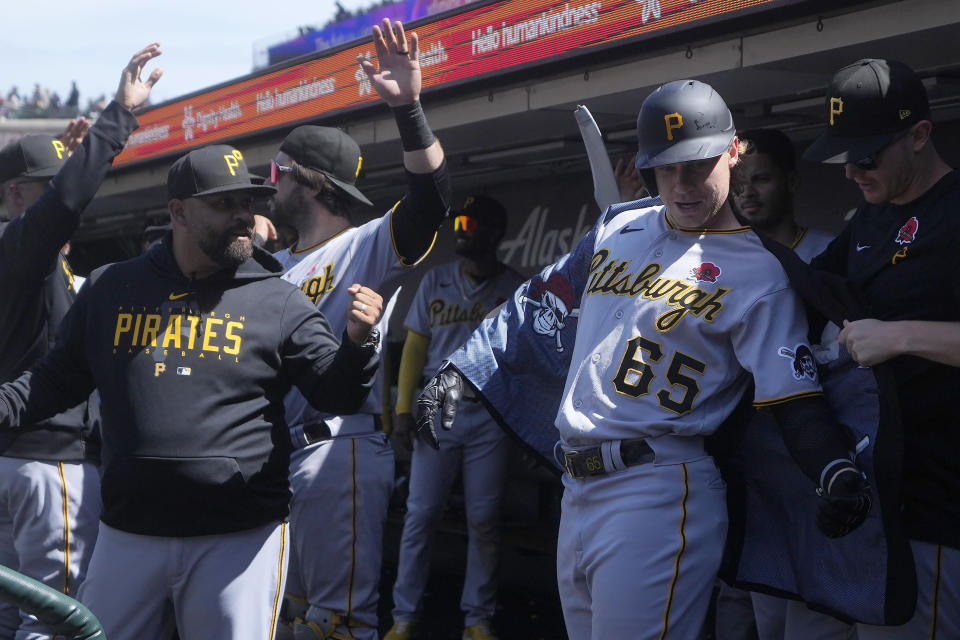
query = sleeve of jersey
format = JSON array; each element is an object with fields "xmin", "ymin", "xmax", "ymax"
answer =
[
  {"xmin": 280, "ymin": 291, "xmax": 379, "ymax": 415},
  {"xmin": 0, "ymin": 289, "xmax": 95, "ymax": 428},
  {"xmin": 0, "ymin": 101, "xmax": 138, "ymax": 280},
  {"xmin": 389, "ymin": 161, "xmax": 451, "ymax": 266},
  {"xmin": 402, "ymin": 270, "xmax": 435, "ymax": 338},
  {"xmin": 732, "ymin": 287, "xmax": 824, "ymax": 407}
]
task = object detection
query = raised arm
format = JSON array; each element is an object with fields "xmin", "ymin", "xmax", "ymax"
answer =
[
  {"xmin": 358, "ymin": 19, "xmax": 451, "ymax": 264},
  {"xmin": 0, "ymin": 43, "xmax": 162, "ymax": 279}
]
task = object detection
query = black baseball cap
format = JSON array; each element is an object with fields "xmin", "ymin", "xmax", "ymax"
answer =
[
  {"xmin": 167, "ymin": 145, "xmax": 277, "ymax": 201},
  {"xmin": 0, "ymin": 135, "xmax": 68, "ymax": 182},
  {"xmin": 804, "ymin": 59, "xmax": 930, "ymax": 164},
  {"xmin": 279, "ymin": 126, "xmax": 372, "ymax": 206},
  {"xmin": 459, "ymin": 195, "xmax": 507, "ymax": 231}
]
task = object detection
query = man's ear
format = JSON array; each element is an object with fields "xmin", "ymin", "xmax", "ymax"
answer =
[
  {"xmin": 168, "ymin": 199, "xmax": 187, "ymax": 227},
  {"xmin": 911, "ymin": 120, "xmax": 933, "ymax": 153}
]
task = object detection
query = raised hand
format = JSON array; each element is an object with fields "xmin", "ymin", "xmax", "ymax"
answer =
[
  {"xmin": 115, "ymin": 43, "xmax": 163, "ymax": 111},
  {"xmin": 358, "ymin": 19, "xmax": 421, "ymax": 107}
]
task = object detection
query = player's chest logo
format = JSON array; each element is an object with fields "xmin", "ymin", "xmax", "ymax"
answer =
[
  {"xmin": 891, "ymin": 216, "xmax": 919, "ymax": 265},
  {"xmin": 586, "ymin": 249, "xmax": 730, "ymax": 332},
  {"xmin": 428, "ymin": 299, "xmax": 488, "ymax": 327},
  {"xmin": 299, "ymin": 262, "xmax": 337, "ymax": 304},
  {"xmin": 689, "ymin": 261, "xmax": 721, "ymax": 284}
]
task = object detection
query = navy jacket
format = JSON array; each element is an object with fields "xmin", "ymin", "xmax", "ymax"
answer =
[
  {"xmin": 0, "ymin": 239, "xmax": 378, "ymax": 536},
  {"xmin": 0, "ymin": 100, "xmax": 138, "ymax": 461}
]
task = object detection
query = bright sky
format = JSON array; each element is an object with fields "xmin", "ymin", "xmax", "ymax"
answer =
[{"xmin": 0, "ymin": 0, "xmax": 374, "ymax": 108}]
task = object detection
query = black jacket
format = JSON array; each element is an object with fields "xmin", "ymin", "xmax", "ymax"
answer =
[
  {"xmin": 0, "ymin": 238, "xmax": 378, "ymax": 536},
  {"xmin": 0, "ymin": 100, "xmax": 138, "ymax": 461}
]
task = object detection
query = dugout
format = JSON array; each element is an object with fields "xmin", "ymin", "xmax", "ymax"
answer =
[
  {"xmin": 68, "ymin": 0, "xmax": 960, "ymax": 509},
  {"xmin": 53, "ymin": 0, "xmax": 960, "ymax": 628}
]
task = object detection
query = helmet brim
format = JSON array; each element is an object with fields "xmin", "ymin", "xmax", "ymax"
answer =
[{"xmin": 636, "ymin": 133, "xmax": 735, "ymax": 170}]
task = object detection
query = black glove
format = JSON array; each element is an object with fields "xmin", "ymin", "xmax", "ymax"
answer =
[
  {"xmin": 816, "ymin": 461, "xmax": 872, "ymax": 539},
  {"xmin": 415, "ymin": 367, "xmax": 464, "ymax": 449}
]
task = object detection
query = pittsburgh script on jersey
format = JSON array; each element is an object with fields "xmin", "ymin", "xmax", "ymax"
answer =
[
  {"xmin": 112, "ymin": 306, "xmax": 244, "ymax": 362},
  {"xmin": 586, "ymin": 249, "xmax": 729, "ymax": 332},
  {"xmin": 428, "ymin": 299, "xmax": 488, "ymax": 327},
  {"xmin": 299, "ymin": 263, "xmax": 336, "ymax": 304}
]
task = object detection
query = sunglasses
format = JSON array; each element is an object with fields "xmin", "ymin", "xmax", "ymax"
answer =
[
  {"xmin": 270, "ymin": 160, "xmax": 294, "ymax": 184},
  {"xmin": 852, "ymin": 128, "xmax": 912, "ymax": 171},
  {"xmin": 453, "ymin": 215, "xmax": 480, "ymax": 232}
]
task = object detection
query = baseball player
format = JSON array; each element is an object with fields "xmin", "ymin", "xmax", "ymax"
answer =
[
  {"xmin": 268, "ymin": 19, "xmax": 450, "ymax": 640},
  {"xmin": 0, "ymin": 47, "xmax": 155, "ymax": 640},
  {"xmin": 0, "ymin": 138, "xmax": 384, "ymax": 640},
  {"xmin": 805, "ymin": 58, "xmax": 960, "ymax": 639},
  {"xmin": 384, "ymin": 195, "xmax": 524, "ymax": 640},
  {"xmin": 722, "ymin": 128, "xmax": 856, "ymax": 640},
  {"xmin": 416, "ymin": 79, "xmax": 871, "ymax": 640}
]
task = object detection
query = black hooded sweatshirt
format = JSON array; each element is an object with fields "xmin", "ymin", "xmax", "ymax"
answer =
[
  {"xmin": 0, "ymin": 237, "xmax": 378, "ymax": 536},
  {"xmin": 0, "ymin": 100, "xmax": 138, "ymax": 461}
]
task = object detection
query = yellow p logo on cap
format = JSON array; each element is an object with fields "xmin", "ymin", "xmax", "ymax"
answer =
[
  {"xmin": 223, "ymin": 150, "xmax": 244, "ymax": 176},
  {"xmin": 664, "ymin": 112, "xmax": 683, "ymax": 141},
  {"xmin": 51, "ymin": 140, "xmax": 66, "ymax": 160},
  {"xmin": 829, "ymin": 97, "xmax": 844, "ymax": 126},
  {"xmin": 356, "ymin": 155, "xmax": 363, "ymax": 178}
]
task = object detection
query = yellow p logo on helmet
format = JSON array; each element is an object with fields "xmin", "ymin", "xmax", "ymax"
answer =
[
  {"xmin": 224, "ymin": 150, "xmax": 244, "ymax": 176},
  {"xmin": 51, "ymin": 140, "xmax": 66, "ymax": 160},
  {"xmin": 664, "ymin": 112, "xmax": 683, "ymax": 141}
]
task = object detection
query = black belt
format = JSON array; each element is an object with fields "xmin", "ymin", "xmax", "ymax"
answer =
[
  {"xmin": 562, "ymin": 438, "xmax": 655, "ymax": 480},
  {"xmin": 303, "ymin": 415, "xmax": 384, "ymax": 446}
]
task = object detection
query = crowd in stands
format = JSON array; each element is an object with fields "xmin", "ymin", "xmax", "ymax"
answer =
[{"xmin": 0, "ymin": 82, "xmax": 110, "ymax": 120}]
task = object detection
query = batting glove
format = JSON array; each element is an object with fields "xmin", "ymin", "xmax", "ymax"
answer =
[
  {"xmin": 816, "ymin": 459, "xmax": 873, "ymax": 539},
  {"xmin": 415, "ymin": 367, "xmax": 464, "ymax": 449}
]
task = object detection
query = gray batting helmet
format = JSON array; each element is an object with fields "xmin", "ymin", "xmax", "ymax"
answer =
[{"xmin": 634, "ymin": 79, "xmax": 736, "ymax": 196}]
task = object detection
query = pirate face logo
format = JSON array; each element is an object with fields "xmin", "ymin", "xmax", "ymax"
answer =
[
  {"xmin": 895, "ymin": 216, "xmax": 919, "ymax": 245},
  {"xmin": 778, "ymin": 344, "xmax": 817, "ymax": 381},
  {"xmin": 521, "ymin": 273, "xmax": 580, "ymax": 353},
  {"xmin": 690, "ymin": 262, "xmax": 721, "ymax": 284}
]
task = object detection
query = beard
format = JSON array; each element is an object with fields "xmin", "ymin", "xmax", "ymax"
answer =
[
  {"xmin": 270, "ymin": 187, "xmax": 310, "ymax": 229},
  {"xmin": 198, "ymin": 224, "xmax": 253, "ymax": 268}
]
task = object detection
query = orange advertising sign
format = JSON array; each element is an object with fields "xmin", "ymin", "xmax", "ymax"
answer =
[{"xmin": 115, "ymin": 0, "xmax": 781, "ymax": 166}]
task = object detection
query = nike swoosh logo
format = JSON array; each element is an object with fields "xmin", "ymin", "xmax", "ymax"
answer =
[
  {"xmin": 619, "ymin": 226, "xmax": 645, "ymax": 234},
  {"xmin": 169, "ymin": 292, "xmax": 190, "ymax": 300},
  {"xmin": 856, "ymin": 243, "xmax": 871, "ymax": 252}
]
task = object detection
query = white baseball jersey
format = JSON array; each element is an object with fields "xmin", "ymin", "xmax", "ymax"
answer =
[
  {"xmin": 276, "ymin": 210, "xmax": 415, "ymax": 435},
  {"xmin": 792, "ymin": 226, "xmax": 835, "ymax": 264},
  {"xmin": 404, "ymin": 261, "xmax": 525, "ymax": 376},
  {"xmin": 557, "ymin": 203, "xmax": 822, "ymax": 445}
]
